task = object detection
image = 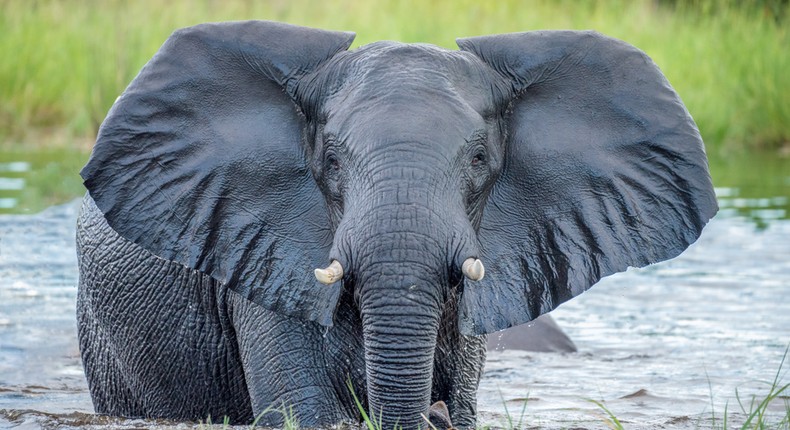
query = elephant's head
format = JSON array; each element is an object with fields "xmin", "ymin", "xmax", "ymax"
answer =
[{"xmin": 82, "ymin": 21, "xmax": 717, "ymax": 428}]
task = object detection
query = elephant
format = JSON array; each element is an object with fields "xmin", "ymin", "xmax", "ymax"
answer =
[
  {"xmin": 486, "ymin": 314, "xmax": 576, "ymax": 353},
  {"xmin": 76, "ymin": 20, "xmax": 717, "ymax": 429}
]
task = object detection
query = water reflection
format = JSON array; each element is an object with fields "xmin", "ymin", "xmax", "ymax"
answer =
[
  {"xmin": 0, "ymin": 162, "xmax": 28, "ymax": 210},
  {"xmin": 707, "ymin": 152, "xmax": 790, "ymax": 225},
  {"xmin": 0, "ymin": 149, "xmax": 87, "ymax": 215},
  {"xmin": 716, "ymin": 187, "xmax": 788, "ymax": 226},
  {"xmin": 0, "ymin": 201, "xmax": 88, "ymax": 428},
  {"xmin": 480, "ymin": 212, "xmax": 790, "ymax": 428}
]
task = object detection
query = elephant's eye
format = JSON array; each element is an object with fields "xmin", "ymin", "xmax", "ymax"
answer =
[
  {"xmin": 325, "ymin": 153, "xmax": 341, "ymax": 172},
  {"xmin": 471, "ymin": 152, "xmax": 486, "ymax": 167}
]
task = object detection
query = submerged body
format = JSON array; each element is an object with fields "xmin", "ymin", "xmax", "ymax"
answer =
[
  {"xmin": 79, "ymin": 191, "xmax": 573, "ymax": 422},
  {"xmin": 78, "ymin": 194, "xmax": 487, "ymax": 424},
  {"xmin": 77, "ymin": 21, "xmax": 716, "ymax": 429},
  {"xmin": 79, "ymin": 194, "xmax": 363, "ymax": 422}
]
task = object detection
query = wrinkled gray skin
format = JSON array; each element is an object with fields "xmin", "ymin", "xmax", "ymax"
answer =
[{"xmin": 77, "ymin": 21, "xmax": 717, "ymax": 429}]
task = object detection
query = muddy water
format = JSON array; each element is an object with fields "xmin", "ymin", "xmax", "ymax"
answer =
[{"xmin": 1, "ymin": 188, "xmax": 788, "ymax": 429}]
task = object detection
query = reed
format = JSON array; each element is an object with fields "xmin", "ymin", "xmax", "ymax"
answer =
[{"xmin": 1, "ymin": 0, "xmax": 787, "ymax": 151}]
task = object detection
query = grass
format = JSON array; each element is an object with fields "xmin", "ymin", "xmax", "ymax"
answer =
[
  {"xmin": 711, "ymin": 346, "xmax": 790, "ymax": 430},
  {"xmin": 198, "ymin": 402, "xmax": 300, "ymax": 430},
  {"xmin": 1, "ymin": 0, "xmax": 788, "ymax": 152},
  {"xmin": 498, "ymin": 391, "xmax": 530, "ymax": 430},
  {"xmin": 2, "ymin": 1, "xmax": 786, "ymax": 214},
  {"xmin": 348, "ymin": 378, "xmax": 391, "ymax": 430},
  {"xmin": 587, "ymin": 398, "xmax": 626, "ymax": 430}
]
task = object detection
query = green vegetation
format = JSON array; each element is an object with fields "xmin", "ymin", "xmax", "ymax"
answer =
[
  {"xmin": 198, "ymin": 403, "xmax": 299, "ymax": 430},
  {"xmin": 713, "ymin": 347, "xmax": 790, "ymax": 430},
  {"xmin": 2, "ymin": 0, "xmax": 787, "ymax": 214},
  {"xmin": 191, "ymin": 359, "xmax": 790, "ymax": 429},
  {"xmin": 348, "ymin": 378, "xmax": 392, "ymax": 430},
  {"xmin": 0, "ymin": 145, "xmax": 89, "ymax": 213},
  {"xmin": 587, "ymin": 398, "xmax": 626, "ymax": 430},
  {"xmin": 1, "ymin": 0, "xmax": 788, "ymax": 152},
  {"xmin": 498, "ymin": 391, "xmax": 529, "ymax": 430}
]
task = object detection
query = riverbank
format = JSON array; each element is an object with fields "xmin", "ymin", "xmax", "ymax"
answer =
[{"xmin": 1, "ymin": 0, "xmax": 788, "ymax": 152}]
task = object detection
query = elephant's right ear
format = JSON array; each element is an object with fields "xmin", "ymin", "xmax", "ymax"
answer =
[
  {"xmin": 457, "ymin": 31, "xmax": 717, "ymax": 335},
  {"xmin": 81, "ymin": 21, "xmax": 354, "ymax": 326}
]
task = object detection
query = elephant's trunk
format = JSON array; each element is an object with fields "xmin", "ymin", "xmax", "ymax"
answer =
[
  {"xmin": 357, "ymin": 264, "xmax": 443, "ymax": 430},
  {"xmin": 335, "ymin": 162, "xmax": 478, "ymax": 429},
  {"xmin": 350, "ymin": 217, "xmax": 451, "ymax": 428}
]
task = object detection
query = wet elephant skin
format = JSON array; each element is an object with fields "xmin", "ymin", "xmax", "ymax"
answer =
[{"xmin": 77, "ymin": 20, "xmax": 717, "ymax": 429}]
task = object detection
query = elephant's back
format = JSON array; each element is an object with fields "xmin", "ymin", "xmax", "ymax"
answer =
[{"xmin": 486, "ymin": 314, "xmax": 577, "ymax": 353}]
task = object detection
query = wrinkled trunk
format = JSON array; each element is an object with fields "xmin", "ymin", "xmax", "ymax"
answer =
[
  {"xmin": 358, "ymin": 266, "xmax": 443, "ymax": 430},
  {"xmin": 351, "ymin": 217, "xmax": 449, "ymax": 428},
  {"xmin": 338, "ymin": 162, "xmax": 471, "ymax": 429}
]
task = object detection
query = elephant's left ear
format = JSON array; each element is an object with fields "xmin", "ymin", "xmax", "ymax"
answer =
[
  {"xmin": 457, "ymin": 31, "xmax": 717, "ymax": 335},
  {"xmin": 82, "ymin": 21, "xmax": 355, "ymax": 326}
]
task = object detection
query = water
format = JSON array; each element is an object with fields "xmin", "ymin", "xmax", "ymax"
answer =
[
  {"xmin": 0, "ymin": 202, "xmax": 89, "ymax": 428},
  {"xmin": 0, "ymin": 160, "xmax": 788, "ymax": 428},
  {"xmin": 480, "ymin": 208, "xmax": 790, "ymax": 428},
  {"xmin": 0, "ymin": 149, "xmax": 88, "ymax": 216}
]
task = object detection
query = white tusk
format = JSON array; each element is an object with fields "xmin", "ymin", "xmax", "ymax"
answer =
[
  {"xmin": 462, "ymin": 258, "xmax": 485, "ymax": 281},
  {"xmin": 314, "ymin": 260, "xmax": 344, "ymax": 285}
]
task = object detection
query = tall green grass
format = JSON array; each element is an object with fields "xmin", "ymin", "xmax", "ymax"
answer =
[
  {"xmin": 1, "ymin": 0, "xmax": 788, "ymax": 152},
  {"xmin": 713, "ymin": 346, "xmax": 790, "ymax": 430}
]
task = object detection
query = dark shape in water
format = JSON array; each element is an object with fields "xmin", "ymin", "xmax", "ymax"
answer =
[{"xmin": 486, "ymin": 314, "xmax": 577, "ymax": 353}]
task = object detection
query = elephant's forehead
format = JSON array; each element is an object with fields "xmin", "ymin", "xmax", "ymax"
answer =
[
  {"xmin": 350, "ymin": 41, "xmax": 463, "ymax": 70},
  {"xmin": 331, "ymin": 41, "xmax": 497, "ymax": 107},
  {"xmin": 321, "ymin": 42, "xmax": 496, "ymax": 139},
  {"xmin": 322, "ymin": 78, "xmax": 487, "ymax": 152}
]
